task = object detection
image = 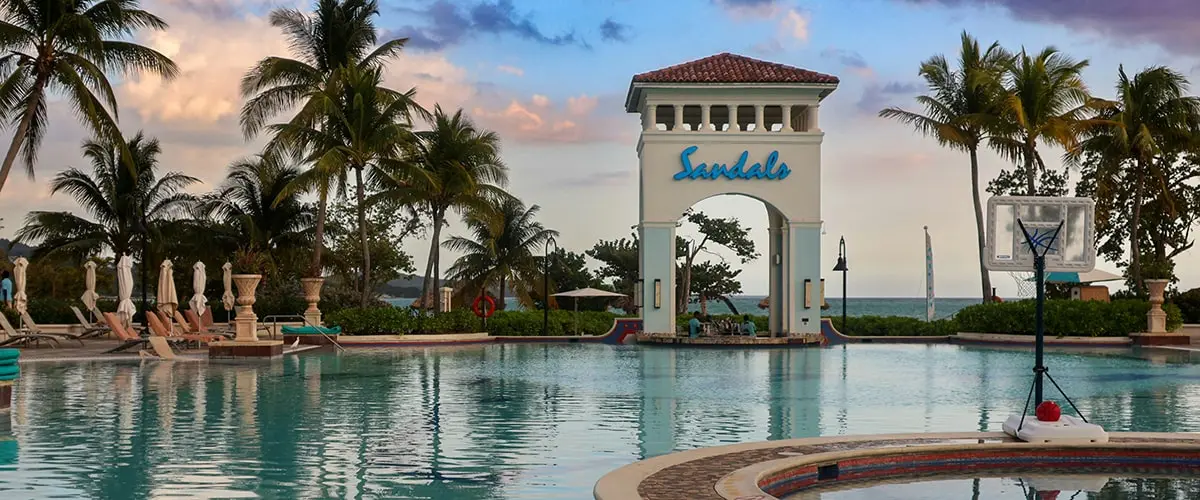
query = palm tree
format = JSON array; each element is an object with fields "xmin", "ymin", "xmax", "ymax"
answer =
[
  {"xmin": 444, "ymin": 198, "xmax": 557, "ymax": 308},
  {"xmin": 991, "ymin": 47, "xmax": 1094, "ymax": 195},
  {"xmin": 879, "ymin": 32, "xmax": 1009, "ymax": 303},
  {"xmin": 241, "ymin": 0, "xmax": 408, "ymax": 277},
  {"xmin": 376, "ymin": 106, "xmax": 509, "ymax": 312},
  {"xmin": 16, "ymin": 132, "xmax": 197, "ymax": 261},
  {"xmin": 0, "ymin": 0, "xmax": 179, "ymax": 196},
  {"xmin": 1077, "ymin": 66, "xmax": 1200, "ymax": 292},
  {"xmin": 268, "ymin": 64, "xmax": 422, "ymax": 306},
  {"xmin": 203, "ymin": 155, "xmax": 314, "ymax": 253}
]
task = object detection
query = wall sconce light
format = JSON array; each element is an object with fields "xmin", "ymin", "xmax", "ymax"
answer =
[
  {"xmin": 653, "ymin": 279, "xmax": 662, "ymax": 309},
  {"xmin": 804, "ymin": 279, "xmax": 813, "ymax": 309},
  {"xmin": 820, "ymin": 279, "xmax": 826, "ymax": 308},
  {"xmin": 773, "ymin": 254, "xmax": 782, "ymax": 265},
  {"xmin": 635, "ymin": 278, "xmax": 644, "ymax": 308}
]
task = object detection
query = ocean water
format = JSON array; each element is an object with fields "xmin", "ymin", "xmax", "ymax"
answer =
[{"xmin": 385, "ymin": 296, "xmax": 981, "ymax": 320}]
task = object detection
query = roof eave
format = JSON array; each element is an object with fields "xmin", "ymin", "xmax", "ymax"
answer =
[{"xmin": 625, "ymin": 81, "xmax": 840, "ymax": 112}]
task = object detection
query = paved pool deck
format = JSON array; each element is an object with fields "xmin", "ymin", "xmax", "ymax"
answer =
[
  {"xmin": 594, "ymin": 432, "xmax": 1200, "ymax": 500},
  {"xmin": 11, "ymin": 338, "xmax": 320, "ymax": 363}
]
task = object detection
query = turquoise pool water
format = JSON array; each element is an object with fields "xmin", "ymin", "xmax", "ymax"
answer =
[{"xmin": 2, "ymin": 344, "xmax": 1199, "ymax": 499}]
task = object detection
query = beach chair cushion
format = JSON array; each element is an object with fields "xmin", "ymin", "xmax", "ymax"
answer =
[
  {"xmin": 0, "ymin": 364, "xmax": 17, "ymax": 378},
  {"xmin": 0, "ymin": 349, "xmax": 18, "ymax": 361},
  {"xmin": 281, "ymin": 325, "xmax": 342, "ymax": 335}
]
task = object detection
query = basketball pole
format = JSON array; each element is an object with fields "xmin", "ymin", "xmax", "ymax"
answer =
[{"xmin": 1017, "ymin": 219, "xmax": 1064, "ymax": 407}]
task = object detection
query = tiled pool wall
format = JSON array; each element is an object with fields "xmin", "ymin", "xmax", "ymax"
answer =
[{"xmin": 758, "ymin": 445, "xmax": 1200, "ymax": 498}]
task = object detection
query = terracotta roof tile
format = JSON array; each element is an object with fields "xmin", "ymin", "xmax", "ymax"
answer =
[{"xmin": 632, "ymin": 52, "xmax": 839, "ymax": 85}]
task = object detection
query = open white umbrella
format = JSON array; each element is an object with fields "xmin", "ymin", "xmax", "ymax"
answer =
[
  {"xmin": 221, "ymin": 262, "xmax": 234, "ymax": 315},
  {"xmin": 117, "ymin": 254, "xmax": 136, "ymax": 326},
  {"xmin": 552, "ymin": 287, "xmax": 627, "ymax": 335},
  {"xmin": 12, "ymin": 257, "xmax": 27, "ymax": 316},
  {"xmin": 81, "ymin": 261, "xmax": 99, "ymax": 313},
  {"xmin": 190, "ymin": 262, "xmax": 207, "ymax": 317}
]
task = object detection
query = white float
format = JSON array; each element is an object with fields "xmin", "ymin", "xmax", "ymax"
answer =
[{"xmin": 1002, "ymin": 414, "xmax": 1109, "ymax": 444}]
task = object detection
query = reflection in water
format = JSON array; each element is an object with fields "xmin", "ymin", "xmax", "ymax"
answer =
[{"xmin": 0, "ymin": 344, "xmax": 1197, "ymax": 499}]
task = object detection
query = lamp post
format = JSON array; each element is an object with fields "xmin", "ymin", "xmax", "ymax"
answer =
[
  {"xmin": 543, "ymin": 237, "xmax": 557, "ymax": 336},
  {"xmin": 832, "ymin": 236, "xmax": 848, "ymax": 333},
  {"xmin": 134, "ymin": 214, "xmax": 149, "ymax": 330}
]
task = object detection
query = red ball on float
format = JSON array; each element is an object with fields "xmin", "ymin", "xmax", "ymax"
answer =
[{"xmin": 1036, "ymin": 401, "xmax": 1061, "ymax": 422}]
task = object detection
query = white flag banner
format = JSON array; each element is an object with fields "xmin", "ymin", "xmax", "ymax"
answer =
[{"xmin": 925, "ymin": 226, "xmax": 935, "ymax": 322}]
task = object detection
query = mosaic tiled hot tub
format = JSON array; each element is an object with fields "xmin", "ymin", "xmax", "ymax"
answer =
[{"xmin": 756, "ymin": 444, "xmax": 1200, "ymax": 498}]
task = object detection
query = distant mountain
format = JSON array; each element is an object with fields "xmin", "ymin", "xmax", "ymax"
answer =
[{"xmin": 0, "ymin": 239, "xmax": 33, "ymax": 260}]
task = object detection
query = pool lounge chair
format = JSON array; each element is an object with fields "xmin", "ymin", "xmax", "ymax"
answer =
[
  {"xmin": 0, "ymin": 314, "xmax": 61, "ymax": 348},
  {"xmin": 19, "ymin": 312, "xmax": 86, "ymax": 347},
  {"xmin": 147, "ymin": 312, "xmax": 222, "ymax": 348},
  {"xmin": 173, "ymin": 310, "xmax": 232, "ymax": 339},
  {"xmin": 70, "ymin": 306, "xmax": 112, "ymax": 339},
  {"xmin": 185, "ymin": 309, "xmax": 235, "ymax": 335},
  {"xmin": 101, "ymin": 313, "xmax": 153, "ymax": 353}
]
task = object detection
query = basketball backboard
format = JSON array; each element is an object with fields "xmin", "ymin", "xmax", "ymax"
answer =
[{"xmin": 985, "ymin": 196, "xmax": 1095, "ymax": 273}]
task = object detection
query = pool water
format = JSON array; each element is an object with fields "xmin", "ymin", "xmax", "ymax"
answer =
[
  {"xmin": 807, "ymin": 476, "xmax": 1200, "ymax": 499},
  {"xmin": 2, "ymin": 344, "xmax": 1200, "ymax": 499}
]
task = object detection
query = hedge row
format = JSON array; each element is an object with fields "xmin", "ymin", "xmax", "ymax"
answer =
[
  {"xmin": 954, "ymin": 299, "xmax": 1182, "ymax": 336},
  {"xmin": 831, "ymin": 315, "xmax": 958, "ymax": 337},
  {"xmin": 324, "ymin": 307, "xmax": 620, "ymax": 336}
]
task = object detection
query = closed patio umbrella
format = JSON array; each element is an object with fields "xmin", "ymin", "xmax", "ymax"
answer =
[
  {"xmin": 221, "ymin": 262, "xmax": 234, "ymax": 321},
  {"xmin": 190, "ymin": 262, "xmax": 207, "ymax": 317},
  {"xmin": 81, "ymin": 261, "xmax": 99, "ymax": 314},
  {"xmin": 552, "ymin": 287, "xmax": 626, "ymax": 335},
  {"xmin": 157, "ymin": 260, "xmax": 178, "ymax": 332},
  {"xmin": 12, "ymin": 257, "xmax": 27, "ymax": 316},
  {"xmin": 117, "ymin": 255, "xmax": 136, "ymax": 326}
]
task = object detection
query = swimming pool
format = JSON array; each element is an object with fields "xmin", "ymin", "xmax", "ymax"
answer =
[{"xmin": 1, "ymin": 344, "xmax": 1198, "ymax": 499}]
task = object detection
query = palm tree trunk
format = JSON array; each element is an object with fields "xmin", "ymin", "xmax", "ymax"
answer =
[
  {"xmin": 355, "ymin": 166, "xmax": 370, "ymax": 307},
  {"xmin": 498, "ymin": 274, "xmax": 506, "ymax": 310},
  {"xmin": 1023, "ymin": 143, "xmax": 1037, "ymax": 196},
  {"xmin": 970, "ymin": 148, "xmax": 992, "ymax": 303},
  {"xmin": 0, "ymin": 83, "xmax": 46, "ymax": 195},
  {"xmin": 1130, "ymin": 160, "xmax": 1147, "ymax": 293},
  {"xmin": 424, "ymin": 212, "xmax": 444, "ymax": 312},
  {"xmin": 310, "ymin": 187, "xmax": 328, "ymax": 277}
]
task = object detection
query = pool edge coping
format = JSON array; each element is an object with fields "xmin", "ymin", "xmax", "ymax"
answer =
[{"xmin": 593, "ymin": 431, "xmax": 1200, "ymax": 500}]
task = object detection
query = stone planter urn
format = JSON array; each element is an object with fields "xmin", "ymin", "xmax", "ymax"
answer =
[
  {"xmin": 300, "ymin": 277, "xmax": 325, "ymax": 326},
  {"xmin": 232, "ymin": 274, "xmax": 262, "ymax": 342},
  {"xmin": 1146, "ymin": 279, "xmax": 1169, "ymax": 334}
]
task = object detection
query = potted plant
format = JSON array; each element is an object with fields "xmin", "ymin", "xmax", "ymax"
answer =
[
  {"xmin": 1141, "ymin": 255, "xmax": 1174, "ymax": 334},
  {"xmin": 230, "ymin": 248, "xmax": 267, "ymax": 341}
]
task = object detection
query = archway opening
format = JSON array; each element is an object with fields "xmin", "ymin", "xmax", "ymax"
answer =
[{"xmin": 674, "ymin": 194, "xmax": 775, "ymax": 334}]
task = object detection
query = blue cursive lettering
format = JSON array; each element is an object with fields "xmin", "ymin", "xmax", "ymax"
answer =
[{"xmin": 675, "ymin": 146, "xmax": 790, "ymax": 181}]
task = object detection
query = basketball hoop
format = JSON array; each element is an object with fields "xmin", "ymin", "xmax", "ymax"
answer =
[{"xmin": 1009, "ymin": 271, "xmax": 1036, "ymax": 299}]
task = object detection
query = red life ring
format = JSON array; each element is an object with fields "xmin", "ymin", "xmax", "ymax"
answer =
[{"xmin": 471, "ymin": 295, "xmax": 497, "ymax": 318}]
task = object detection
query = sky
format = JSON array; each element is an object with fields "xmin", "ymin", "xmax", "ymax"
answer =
[{"xmin": 2, "ymin": 0, "xmax": 1200, "ymax": 298}]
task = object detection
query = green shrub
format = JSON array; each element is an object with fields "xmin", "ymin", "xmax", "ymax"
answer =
[
  {"xmin": 1172, "ymin": 288, "xmax": 1200, "ymax": 324},
  {"xmin": 954, "ymin": 299, "xmax": 1182, "ymax": 336},
  {"xmin": 325, "ymin": 307, "xmax": 616, "ymax": 336},
  {"xmin": 829, "ymin": 315, "xmax": 957, "ymax": 337}
]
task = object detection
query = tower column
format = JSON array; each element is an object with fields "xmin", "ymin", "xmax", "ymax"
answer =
[
  {"xmin": 641, "ymin": 221, "xmax": 677, "ymax": 334},
  {"xmin": 788, "ymin": 222, "xmax": 822, "ymax": 334},
  {"xmin": 768, "ymin": 206, "xmax": 788, "ymax": 336},
  {"xmin": 700, "ymin": 105, "xmax": 711, "ymax": 131}
]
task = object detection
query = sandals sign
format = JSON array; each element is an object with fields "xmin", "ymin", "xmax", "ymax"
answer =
[{"xmin": 673, "ymin": 145, "xmax": 791, "ymax": 181}]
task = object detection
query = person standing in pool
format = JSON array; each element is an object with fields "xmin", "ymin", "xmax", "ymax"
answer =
[
  {"xmin": 0, "ymin": 271, "xmax": 10, "ymax": 309},
  {"xmin": 688, "ymin": 311, "xmax": 701, "ymax": 338}
]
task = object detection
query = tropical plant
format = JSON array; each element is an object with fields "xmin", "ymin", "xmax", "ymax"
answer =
[
  {"xmin": 586, "ymin": 236, "xmax": 639, "ymax": 314},
  {"xmin": 990, "ymin": 46, "xmax": 1094, "ymax": 196},
  {"xmin": 879, "ymin": 32, "xmax": 1010, "ymax": 303},
  {"xmin": 443, "ymin": 198, "xmax": 557, "ymax": 308},
  {"xmin": 1074, "ymin": 66, "xmax": 1200, "ymax": 292},
  {"xmin": 16, "ymin": 132, "xmax": 197, "ymax": 261},
  {"xmin": 240, "ymin": 0, "xmax": 410, "ymax": 277},
  {"xmin": 267, "ymin": 63, "xmax": 422, "ymax": 306},
  {"xmin": 0, "ymin": 0, "xmax": 179, "ymax": 195},
  {"xmin": 202, "ymin": 155, "xmax": 314, "ymax": 253},
  {"xmin": 323, "ymin": 197, "xmax": 420, "ymax": 302},
  {"xmin": 674, "ymin": 209, "xmax": 757, "ymax": 311},
  {"xmin": 375, "ymin": 106, "xmax": 508, "ymax": 312}
]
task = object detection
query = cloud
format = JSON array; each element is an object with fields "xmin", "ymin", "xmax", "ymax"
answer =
[
  {"xmin": 599, "ymin": 18, "xmax": 631, "ymax": 42},
  {"xmin": 389, "ymin": 0, "xmax": 590, "ymax": 52},
  {"xmin": 782, "ymin": 10, "xmax": 809, "ymax": 41},
  {"xmin": 552, "ymin": 169, "xmax": 632, "ymax": 188},
  {"xmin": 712, "ymin": 0, "xmax": 785, "ymax": 18},
  {"xmin": 898, "ymin": 0, "xmax": 1200, "ymax": 55},
  {"xmin": 820, "ymin": 48, "xmax": 872, "ymax": 78},
  {"xmin": 470, "ymin": 94, "xmax": 632, "ymax": 143},
  {"xmin": 744, "ymin": 8, "xmax": 810, "ymax": 54},
  {"xmin": 857, "ymin": 81, "xmax": 924, "ymax": 114},
  {"xmin": 497, "ymin": 65, "xmax": 525, "ymax": 76}
]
